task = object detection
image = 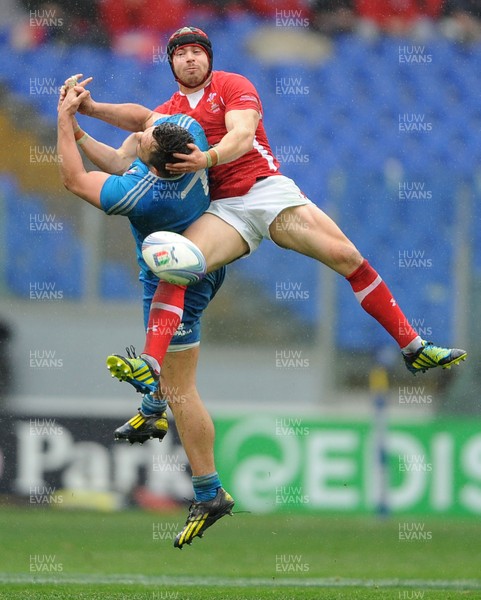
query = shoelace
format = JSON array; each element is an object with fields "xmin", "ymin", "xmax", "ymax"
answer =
[{"xmin": 126, "ymin": 345, "xmax": 137, "ymax": 359}]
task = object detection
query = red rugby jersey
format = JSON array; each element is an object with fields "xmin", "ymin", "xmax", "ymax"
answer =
[{"xmin": 154, "ymin": 71, "xmax": 281, "ymax": 200}]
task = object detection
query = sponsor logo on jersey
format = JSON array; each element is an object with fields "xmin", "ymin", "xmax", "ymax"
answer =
[{"xmin": 240, "ymin": 94, "xmax": 258, "ymax": 105}]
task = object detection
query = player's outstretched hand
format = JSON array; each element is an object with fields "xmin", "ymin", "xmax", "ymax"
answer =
[
  {"xmin": 166, "ymin": 143, "xmax": 206, "ymax": 174},
  {"xmin": 58, "ymin": 74, "xmax": 94, "ymax": 114},
  {"xmin": 58, "ymin": 87, "xmax": 90, "ymax": 119}
]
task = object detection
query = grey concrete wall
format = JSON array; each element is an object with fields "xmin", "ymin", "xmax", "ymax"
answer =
[{"xmin": 2, "ymin": 299, "xmax": 329, "ymax": 413}]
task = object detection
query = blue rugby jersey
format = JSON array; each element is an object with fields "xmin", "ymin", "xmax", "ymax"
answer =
[{"xmin": 100, "ymin": 114, "xmax": 209, "ymax": 282}]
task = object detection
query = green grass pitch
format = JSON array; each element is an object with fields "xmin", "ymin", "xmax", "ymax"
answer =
[{"xmin": 0, "ymin": 507, "xmax": 481, "ymax": 599}]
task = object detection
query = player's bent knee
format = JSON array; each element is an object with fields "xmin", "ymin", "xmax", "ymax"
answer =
[
  {"xmin": 336, "ymin": 243, "xmax": 363, "ymax": 273},
  {"xmin": 316, "ymin": 242, "xmax": 363, "ymax": 275}
]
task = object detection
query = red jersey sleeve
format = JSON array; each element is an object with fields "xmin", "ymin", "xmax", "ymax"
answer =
[
  {"xmin": 218, "ymin": 73, "xmax": 262, "ymax": 115},
  {"xmin": 154, "ymin": 100, "xmax": 171, "ymax": 114}
]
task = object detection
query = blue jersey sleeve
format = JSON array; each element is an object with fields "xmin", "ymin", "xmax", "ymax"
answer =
[{"xmin": 100, "ymin": 160, "xmax": 155, "ymax": 215}]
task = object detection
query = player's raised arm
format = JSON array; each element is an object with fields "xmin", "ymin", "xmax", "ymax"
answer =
[
  {"xmin": 76, "ymin": 128, "xmax": 141, "ymax": 175},
  {"xmin": 167, "ymin": 109, "xmax": 259, "ymax": 173},
  {"xmin": 57, "ymin": 88, "xmax": 109, "ymax": 208},
  {"xmin": 82, "ymin": 99, "xmax": 155, "ymax": 132},
  {"xmin": 59, "ymin": 74, "xmax": 158, "ymax": 132},
  {"xmin": 58, "ymin": 77, "xmax": 144, "ymax": 173}
]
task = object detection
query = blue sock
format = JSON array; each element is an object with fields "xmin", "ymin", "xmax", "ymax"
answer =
[
  {"xmin": 141, "ymin": 393, "xmax": 167, "ymax": 416},
  {"xmin": 192, "ymin": 472, "xmax": 222, "ymax": 502}
]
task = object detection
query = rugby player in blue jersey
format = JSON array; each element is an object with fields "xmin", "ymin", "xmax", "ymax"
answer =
[{"xmin": 57, "ymin": 84, "xmax": 234, "ymax": 547}]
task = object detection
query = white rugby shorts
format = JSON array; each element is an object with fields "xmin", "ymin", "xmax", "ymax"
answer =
[{"xmin": 205, "ymin": 175, "xmax": 313, "ymax": 253}]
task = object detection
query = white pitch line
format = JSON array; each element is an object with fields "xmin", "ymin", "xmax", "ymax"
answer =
[{"xmin": 1, "ymin": 574, "xmax": 481, "ymax": 590}]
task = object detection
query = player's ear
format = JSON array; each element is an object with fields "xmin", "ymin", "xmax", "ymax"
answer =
[{"xmin": 149, "ymin": 165, "xmax": 162, "ymax": 177}]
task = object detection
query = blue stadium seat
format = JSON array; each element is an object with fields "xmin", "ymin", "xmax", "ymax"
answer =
[
  {"xmin": 5, "ymin": 191, "xmax": 84, "ymax": 298},
  {"xmin": 100, "ymin": 261, "xmax": 139, "ymax": 301}
]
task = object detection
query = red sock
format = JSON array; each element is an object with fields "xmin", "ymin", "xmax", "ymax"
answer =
[
  {"xmin": 143, "ymin": 281, "xmax": 186, "ymax": 366},
  {"xmin": 346, "ymin": 259, "xmax": 417, "ymax": 348}
]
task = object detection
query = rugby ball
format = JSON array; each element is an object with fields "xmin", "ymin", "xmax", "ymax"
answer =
[{"xmin": 142, "ymin": 231, "xmax": 206, "ymax": 285}]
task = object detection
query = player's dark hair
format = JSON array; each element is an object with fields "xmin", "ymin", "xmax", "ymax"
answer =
[{"xmin": 148, "ymin": 122, "xmax": 194, "ymax": 178}]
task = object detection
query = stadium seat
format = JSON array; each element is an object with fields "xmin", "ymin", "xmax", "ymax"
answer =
[{"xmin": 100, "ymin": 261, "xmax": 139, "ymax": 300}]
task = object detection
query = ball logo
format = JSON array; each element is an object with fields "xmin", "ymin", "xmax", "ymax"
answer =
[
  {"xmin": 152, "ymin": 250, "xmax": 169, "ymax": 268},
  {"xmin": 152, "ymin": 248, "xmax": 178, "ymax": 268}
]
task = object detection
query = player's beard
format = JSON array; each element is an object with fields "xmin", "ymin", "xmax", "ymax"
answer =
[{"xmin": 176, "ymin": 65, "xmax": 210, "ymax": 90}]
